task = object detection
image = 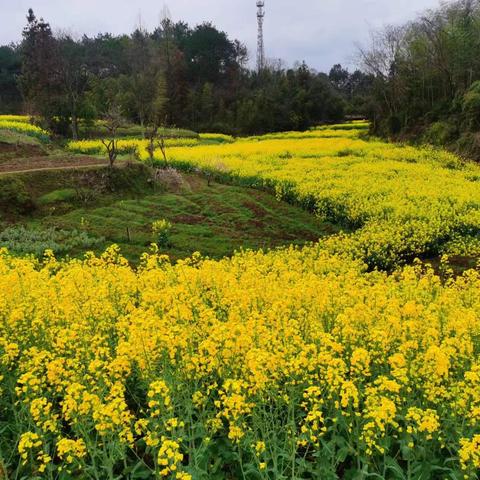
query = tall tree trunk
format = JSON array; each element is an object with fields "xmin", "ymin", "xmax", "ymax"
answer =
[
  {"xmin": 71, "ymin": 95, "xmax": 79, "ymax": 140},
  {"xmin": 71, "ymin": 112, "xmax": 78, "ymax": 140}
]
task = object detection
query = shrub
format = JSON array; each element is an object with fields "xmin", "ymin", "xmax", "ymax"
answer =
[
  {"xmin": 0, "ymin": 225, "xmax": 103, "ymax": 257},
  {"xmin": 0, "ymin": 178, "xmax": 35, "ymax": 213},
  {"xmin": 456, "ymin": 131, "xmax": 480, "ymax": 159},
  {"xmin": 462, "ymin": 80, "xmax": 480, "ymax": 130},
  {"xmin": 424, "ymin": 121, "xmax": 458, "ymax": 146}
]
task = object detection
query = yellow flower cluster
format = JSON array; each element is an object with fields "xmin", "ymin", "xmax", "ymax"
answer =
[
  {"xmin": 405, "ymin": 407, "xmax": 440, "ymax": 439},
  {"xmin": 131, "ymin": 124, "xmax": 479, "ymax": 268},
  {"xmin": 18, "ymin": 432, "xmax": 51, "ymax": 473},
  {"xmin": 459, "ymin": 435, "xmax": 480, "ymax": 472},
  {"xmin": 247, "ymin": 125, "xmax": 367, "ymax": 141},
  {"xmin": 0, "ymin": 243, "xmax": 478, "ymax": 476},
  {"xmin": 66, "ymin": 137, "xmax": 200, "ymax": 156},
  {"xmin": 56, "ymin": 438, "xmax": 87, "ymax": 464},
  {"xmin": 0, "ymin": 119, "xmax": 49, "ymax": 140},
  {"xmin": 216, "ymin": 379, "xmax": 253, "ymax": 443},
  {"xmin": 157, "ymin": 438, "xmax": 185, "ymax": 476},
  {"xmin": 0, "ymin": 114, "xmax": 31, "ymax": 123},
  {"xmin": 29, "ymin": 397, "xmax": 58, "ymax": 433},
  {"xmin": 299, "ymin": 386, "xmax": 327, "ymax": 447},
  {"xmin": 148, "ymin": 380, "xmax": 173, "ymax": 417},
  {"xmin": 67, "ymin": 133, "xmax": 236, "ymax": 157}
]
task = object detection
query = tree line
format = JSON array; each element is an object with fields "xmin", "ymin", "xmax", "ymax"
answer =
[
  {"xmin": 360, "ymin": 0, "xmax": 480, "ymax": 156},
  {"xmin": 0, "ymin": 9, "xmax": 372, "ymax": 138}
]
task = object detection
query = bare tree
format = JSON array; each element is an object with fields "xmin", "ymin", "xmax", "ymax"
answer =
[
  {"xmin": 146, "ymin": 122, "xmax": 168, "ymax": 167},
  {"xmin": 71, "ymin": 170, "xmax": 108, "ymax": 204},
  {"xmin": 101, "ymin": 105, "xmax": 124, "ymax": 169},
  {"xmin": 145, "ymin": 74, "xmax": 169, "ymax": 167},
  {"xmin": 358, "ymin": 25, "xmax": 408, "ymax": 127}
]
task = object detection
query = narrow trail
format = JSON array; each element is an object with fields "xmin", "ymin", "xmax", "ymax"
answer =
[
  {"xmin": 0, "ymin": 163, "xmax": 110, "ymax": 176},
  {"xmin": 0, "ymin": 155, "xmax": 111, "ymax": 176}
]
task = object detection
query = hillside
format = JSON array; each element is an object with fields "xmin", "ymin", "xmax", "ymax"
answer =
[
  {"xmin": 0, "ymin": 121, "xmax": 480, "ymax": 479},
  {"xmin": 0, "ymin": 166, "xmax": 338, "ymax": 262}
]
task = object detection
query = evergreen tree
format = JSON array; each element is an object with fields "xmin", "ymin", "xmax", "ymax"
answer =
[{"xmin": 18, "ymin": 9, "xmax": 62, "ymax": 125}]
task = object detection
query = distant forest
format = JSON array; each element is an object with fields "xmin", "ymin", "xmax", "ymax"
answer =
[{"xmin": 0, "ymin": 9, "xmax": 372, "ymax": 138}]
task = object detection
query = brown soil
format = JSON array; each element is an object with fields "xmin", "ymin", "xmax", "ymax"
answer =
[
  {"xmin": 173, "ymin": 214, "xmax": 204, "ymax": 225},
  {"xmin": 248, "ymin": 219, "xmax": 265, "ymax": 229},
  {"xmin": 243, "ymin": 200, "xmax": 268, "ymax": 218},
  {"xmin": 297, "ymin": 230, "xmax": 323, "ymax": 242},
  {"xmin": 422, "ymin": 254, "xmax": 479, "ymax": 277},
  {"xmin": 0, "ymin": 141, "xmax": 46, "ymax": 160}
]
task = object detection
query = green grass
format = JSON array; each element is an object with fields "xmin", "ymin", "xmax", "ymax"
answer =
[
  {"xmin": 37, "ymin": 188, "xmax": 77, "ymax": 205},
  {"xmin": 5, "ymin": 168, "xmax": 341, "ymax": 262},
  {"xmin": 0, "ymin": 129, "xmax": 43, "ymax": 146}
]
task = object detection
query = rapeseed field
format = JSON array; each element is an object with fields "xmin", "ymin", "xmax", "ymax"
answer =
[{"xmin": 2, "ymin": 123, "xmax": 479, "ymax": 478}]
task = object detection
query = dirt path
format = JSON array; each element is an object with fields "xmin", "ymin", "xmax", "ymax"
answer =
[
  {"xmin": 0, "ymin": 163, "xmax": 111, "ymax": 176},
  {"xmin": 0, "ymin": 156, "xmax": 110, "ymax": 175}
]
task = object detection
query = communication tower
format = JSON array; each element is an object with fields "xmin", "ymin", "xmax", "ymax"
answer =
[{"xmin": 256, "ymin": 1, "xmax": 265, "ymax": 71}]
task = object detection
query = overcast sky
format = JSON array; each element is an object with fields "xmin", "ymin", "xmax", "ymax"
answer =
[{"xmin": 1, "ymin": 0, "xmax": 442, "ymax": 71}]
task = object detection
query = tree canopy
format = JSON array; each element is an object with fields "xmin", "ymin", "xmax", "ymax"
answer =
[
  {"xmin": 361, "ymin": 0, "xmax": 480, "ymax": 156},
  {"xmin": 0, "ymin": 9, "xmax": 371, "ymax": 137}
]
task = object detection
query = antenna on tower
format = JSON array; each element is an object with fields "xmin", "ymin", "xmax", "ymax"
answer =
[
  {"xmin": 134, "ymin": 10, "xmax": 147, "ymax": 33},
  {"xmin": 160, "ymin": 3, "xmax": 172, "ymax": 24},
  {"xmin": 256, "ymin": 1, "xmax": 265, "ymax": 71}
]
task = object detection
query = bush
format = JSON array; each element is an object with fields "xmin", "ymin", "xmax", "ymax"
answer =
[
  {"xmin": 68, "ymin": 165, "xmax": 152, "ymax": 204},
  {"xmin": 0, "ymin": 225, "xmax": 103, "ymax": 257},
  {"xmin": 0, "ymin": 178, "xmax": 35, "ymax": 213},
  {"xmin": 456, "ymin": 131, "xmax": 480, "ymax": 159},
  {"xmin": 462, "ymin": 81, "xmax": 480, "ymax": 130},
  {"xmin": 423, "ymin": 121, "xmax": 458, "ymax": 146}
]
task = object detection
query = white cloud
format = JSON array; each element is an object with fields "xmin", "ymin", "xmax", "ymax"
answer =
[{"xmin": 0, "ymin": 0, "xmax": 442, "ymax": 71}]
